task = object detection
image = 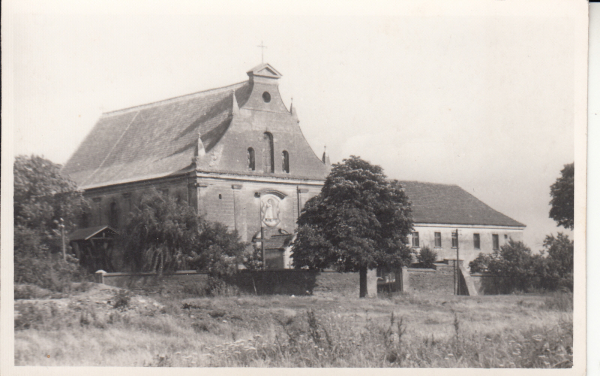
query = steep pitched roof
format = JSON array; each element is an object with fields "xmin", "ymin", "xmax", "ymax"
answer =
[
  {"xmin": 62, "ymin": 82, "xmax": 252, "ymax": 189},
  {"xmin": 399, "ymin": 181, "xmax": 525, "ymax": 227}
]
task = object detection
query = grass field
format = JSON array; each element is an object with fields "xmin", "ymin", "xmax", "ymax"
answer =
[{"xmin": 14, "ymin": 283, "xmax": 573, "ymax": 368}]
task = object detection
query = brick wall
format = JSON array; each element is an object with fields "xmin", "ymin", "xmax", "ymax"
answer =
[{"xmin": 404, "ymin": 262, "xmax": 468, "ymax": 295}]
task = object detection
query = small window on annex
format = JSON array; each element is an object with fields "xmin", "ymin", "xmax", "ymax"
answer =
[
  {"xmin": 434, "ymin": 232, "xmax": 442, "ymax": 248},
  {"xmin": 282, "ymin": 151, "xmax": 290, "ymax": 173},
  {"xmin": 412, "ymin": 232, "xmax": 420, "ymax": 248},
  {"xmin": 493, "ymin": 234, "xmax": 500, "ymax": 250},
  {"xmin": 247, "ymin": 147, "xmax": 255, "ymax": 171},
  {"xmin": 473, "ymin": 233, "xmax": 481, "ymax": 250}
]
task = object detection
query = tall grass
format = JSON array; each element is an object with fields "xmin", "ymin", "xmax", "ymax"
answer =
[{"xmin": 15, "ymin": 290, "xmax": 573, "ymax": 368}]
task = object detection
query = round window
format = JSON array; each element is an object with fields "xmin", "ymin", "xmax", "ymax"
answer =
[{"xmin": 262, "ymin": 92, "xmax": 271, "ymax": 103}]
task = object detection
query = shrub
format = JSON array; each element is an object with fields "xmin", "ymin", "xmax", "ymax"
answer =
[
  {"xmin": 469, "ymin": 253, "xmax": 491, "ymax": 273},
  {"xmin": 416, "ymin": 247, "xmax": 437, "ymax": 268},
  {"xmin": 474, "ymin": 235, "xmax": 574, "ymax": 294},
  {"xmin": 112, "ymin": 290, "xmax": 132, "ymax": 310},
  {"xmin": 14, "ymin": 227, "xmax": 87, "ymax": 293}
]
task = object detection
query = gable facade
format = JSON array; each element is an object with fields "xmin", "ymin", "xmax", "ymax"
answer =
[{"xmin": 62, "ymin": 63, "xmax": 330, "ymax": 269}]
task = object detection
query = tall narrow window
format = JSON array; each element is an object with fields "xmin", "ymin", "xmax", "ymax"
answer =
[
  {"xmin": 473, "ymin": 233, "xmax": 481, "ymax": 249},
  {"xmin": 412, "ymin": 232, "xmax": 420, "ymax": 248},
  {"xmin": 452, "ymin": 232, "xmax": 458, "ymax": 248},
  {"xmin": 247, "ymin": 147, "xmax": 255, "ymax": 171},
  {"xmin": 492, "ymin": 234, "xmax": 499, "ymax": 250},
  {"xmin": 282, "ymin": 150, "xmax": 290, "ymax": 173},
  {"xmin": 434, "ymin": 232, "xmax": 442, "ymax": 248},
  {"xmin": 80, "ymin": 210, "xmax": 90, "ymax": 228},
  {"xmin": 263, "ymin": 132, "xmax": 274, "ymax": 173},
  {"xmin": 109, "ymin": 202, "xmax": 119, "ymax": 228}
]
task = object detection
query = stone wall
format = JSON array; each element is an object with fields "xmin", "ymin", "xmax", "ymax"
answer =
[
  {"xmin": 97, "ymin": 269, "xmax": 374, "ymax": 298},
  {"xmin": 405, "ymin": 263, "xmax": 455, "ymax": 295},
  {"xmin": 378, "ymin": 262, "xmax": 470, "ymax": 296}
]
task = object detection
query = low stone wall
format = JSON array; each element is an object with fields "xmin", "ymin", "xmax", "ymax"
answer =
[
  {"xmin": 470, "ymin": 273, "xmax": 501, "ymax": 295},
  {"xmin": 96, "ymin": 269, "xmax": 373, "ymax": 297},
  {"xmin": 406, "ymin": 264, "xmax": 454, "ymax": 295},
  {"xmin": 380, "ymin": 262, "xmax": 470, "ymax": 296}
]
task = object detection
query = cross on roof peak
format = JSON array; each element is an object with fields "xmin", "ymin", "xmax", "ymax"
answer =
[{"xmin": 257, "ymin": 41, "xmax": 267, "ymax": 63}]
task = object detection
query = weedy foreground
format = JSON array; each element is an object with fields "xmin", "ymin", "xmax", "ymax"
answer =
[{"xmin": 14, "ymin": 283, "xmax": 573, "ymax": 368}]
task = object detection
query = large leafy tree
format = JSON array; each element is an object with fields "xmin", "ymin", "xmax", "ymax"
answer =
[
  {"xmin": 549, "ymin": 163, "xmax": 574, "ymax": 230},
  {"xmin": 122, "ymin": 188, "xmax": 245, "ymax": 276},
  {"xmin": 292, "ymin": 156, "xmax": 413, "ymax": 298},
  {"xmin": 14, "ymin": 155, "xmax": 90, "ymax": 290}
]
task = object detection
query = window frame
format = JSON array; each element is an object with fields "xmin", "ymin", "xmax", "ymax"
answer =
[
  {"xmin": 247, "ymin": 147, "xmax": 256, "ymax": 171},
  {"xmin": 282, "ymin": 150, "xmax": 290, "ymax": 173},
  {"xmin": 473, "ymin": 233, "xmax": 481, "ymax": 250},
  {"xmin": 412, "ymin": 232, "xmax": 420, "ymax": 248},
  {"xmin": 451, "ymin": 232, "xmax": 458, "ymax": 248},
  {"xmin": 492, "ymin": 234, "xmax": 499, "ymax": 250},
  {"xmin": 434, "ymin": 232, "xmax": 442, "ymax": 248},
  {"xmin": 263, "ymin": 132, "xmax": 275, "ymax": 173}
]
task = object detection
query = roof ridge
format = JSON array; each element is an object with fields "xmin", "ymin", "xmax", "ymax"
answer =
[
  {"xmin": 399, "ymin": 180, "xmax": 458, "ymax": 187},
  {"xmin": 101, "ymin": 81, "xmax": 247, "ymax": 117}
]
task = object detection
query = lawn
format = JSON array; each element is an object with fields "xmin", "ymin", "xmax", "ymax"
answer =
[{"xmin": 14, "ymin": 283, "xmax": 573, "ymax": 368}]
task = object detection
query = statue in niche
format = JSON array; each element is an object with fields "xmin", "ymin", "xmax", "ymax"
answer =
[{"xmin": 261, "ymin": 195, "xmax": 280, "ymax": 227}]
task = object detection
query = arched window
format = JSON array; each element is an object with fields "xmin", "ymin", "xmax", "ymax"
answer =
[
  {"xmin": 109, "ymin": 202, "xmax": 119, "ymax": 228},
  {"xmin": 282, "ymin": 150, "xmax": 290, "ymax": 173},
  {"xmin": 247, "ymin": 147, "xmax": 255, "ymax": 171},
  {"xmin": 263, "ymin": 132, "xmax": 274, "ymax": 173}
]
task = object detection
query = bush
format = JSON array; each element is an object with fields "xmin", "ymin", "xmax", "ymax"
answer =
[
  {"xmin": 469, "ymin": 253, "xmax": 492, "ymax": 273},
  {"xmin": 416, "ymin": 247, "xmax": 437, "ymax": 268},
  {"xmin": 14, "ymin": 284, "xmax": 53, "ymax": 300},
  {"xmin": 14, "ymin": 226, "xmax": 87, "ymax": 292},
  {"xmin": 112, "ymin": 290, "xmax": 132, "ymax": 310},
  {"xmin": 485, "ymin": 240, "xmax": 535, "ymax": 293},
  {"xmin": 473, "ymin": 234, "xmax": 574, "ymax": 294}
]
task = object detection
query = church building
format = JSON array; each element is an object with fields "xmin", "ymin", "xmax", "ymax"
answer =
[
  {"xmin": 62, "ymin": 63, "xmax": 330, "ymax": 269},
  {"xmin": 62, "ymin": 63, "xmax": 524, "ymax": 271}
]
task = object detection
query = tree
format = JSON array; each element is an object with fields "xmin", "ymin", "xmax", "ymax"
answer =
[
  {"xmin": 469, "ymin": 240, "xmax": 536, "ymax": 293},
  {"xmin": 416, "ymin": 246, "xmax": 438, "ymax": 268},
  {"xmin": 122, "ymin": 188, "xmax": 245, "ymax": 276},
  {"xmin": 13, "ymin": 155, "xmax": 90, "ymax": 290},
  {"xmin": 549, "ymin": 163, "xmax": 574, "ymax": 230},
  {"xmin": 542, "ymin": 233, "xmax": 574, "ymax": 291},
  {"xmin": 292, "ymin": 156, "xmax": 413, "ymax": 298}
]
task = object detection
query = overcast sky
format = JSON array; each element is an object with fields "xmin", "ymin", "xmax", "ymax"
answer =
[{"xmin": 7, "ymin": 0, "xmax": 582, "ymax": 249}]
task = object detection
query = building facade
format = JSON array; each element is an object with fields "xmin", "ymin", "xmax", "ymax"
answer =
[
  {"xmin": 62, "ymin": 63, "xmax": 330, "ymax": 269},
  {"xmin": 62, "ymin": 64, "xmax": 525, "ymax": 271},
  {"xmin": 400, "ymin": 181, "xmax": 525, "ymax": 266}
]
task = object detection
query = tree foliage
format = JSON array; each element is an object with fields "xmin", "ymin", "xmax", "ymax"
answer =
[
  {"xmin": 416, "ymin": 246, "xmax": 438, "ymax": 268},
  {"xmin": 122, "ymin": 188, "xmax": 245, "ymax": 277},
  {"xmin": 549, "ymin": 163, "xmax": 574, "ymax": 230},
  {"xmin": 13, "ymin": 155, "xmax": 90, "ymax": 290},
  {"xmin": 292, "ymin": 156, "xmax": 413, "ymax": 297},
  {"xmin": 469, "ymin": 234, "xmax": 573, "ymax": 293}
]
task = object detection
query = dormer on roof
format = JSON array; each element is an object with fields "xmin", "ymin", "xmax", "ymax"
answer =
[
  {"xmin": 246, "ymin": 63, "xmax": 283, "ymax": 84},
  {"xmin": 241, "ymin": 63, "xmax": 288, "ymax": 113}
]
